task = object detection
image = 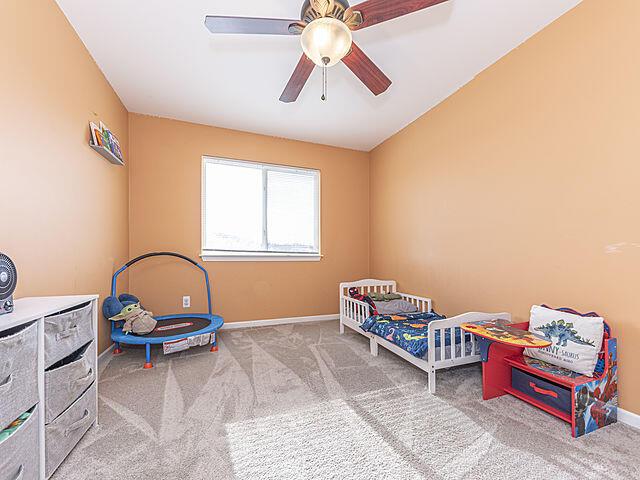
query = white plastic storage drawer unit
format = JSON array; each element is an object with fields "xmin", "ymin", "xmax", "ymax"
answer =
[
  {"xmin": 0, "ymin": 405, "xmax": 40, "ymax": 480},
  {"xmin": 0, "ymin": 322, "xmax": 38, "ymax": 432},
  {"xmin": 0, "ymin": 295, "xmax": 98, "ymax": 480}
]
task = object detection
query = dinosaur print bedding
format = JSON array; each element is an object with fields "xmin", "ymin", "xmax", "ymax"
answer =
[
  {"xmin": 525, "ymin": 305, "xmax": 604, "ymax": 377},
  {"xmin": 360, "ymin": 312, "xmax": 471, "ymax": 359}
]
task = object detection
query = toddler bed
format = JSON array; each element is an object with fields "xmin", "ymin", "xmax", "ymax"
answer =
[{"xmin": 339, "ymin": 279, "xmax": 510, "ymax": 393}]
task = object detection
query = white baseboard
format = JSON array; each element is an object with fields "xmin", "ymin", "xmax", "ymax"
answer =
[
  {"xmin": 221, "ymin": 313, "xmax": 339, "ymax": 330},
  {"xmin": 97, "ymin": 344, "xmax": 115, "ymax": 372},
  {"xmin": 618, "ymin": 407, "xmax": 640, "ymax": 430}
]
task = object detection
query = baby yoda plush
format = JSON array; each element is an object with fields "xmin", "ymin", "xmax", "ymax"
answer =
[
  {"xmin": 109, "ymin": 303, "xmax": 157, "ymax": 335},
  {"xmin": 103, "ymin": 293, "xmax": 143, "ymax": 318}
]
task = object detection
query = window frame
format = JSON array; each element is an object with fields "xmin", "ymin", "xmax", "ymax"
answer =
[{"xmin": 201, "ymin": 156, "xmax": 322, "ymax": 262}]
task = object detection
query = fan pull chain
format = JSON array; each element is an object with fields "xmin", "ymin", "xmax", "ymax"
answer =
[
  {"xmin": 321, "ymin": 65, "xmax": 326, "ymax": 101},
  {"xmin": 321, "ymin": 56, "xmax": 329, "ymax": 101}
]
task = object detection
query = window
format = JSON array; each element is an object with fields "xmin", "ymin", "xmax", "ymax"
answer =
[{"xmin": 202, "ymin": 157, "xmax": 320, "ymax": 261}]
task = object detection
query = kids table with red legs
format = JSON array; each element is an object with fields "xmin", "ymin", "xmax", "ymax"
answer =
[{"xmin": 460, "ymin": 320, "xmax": 551, "ymax": 400}]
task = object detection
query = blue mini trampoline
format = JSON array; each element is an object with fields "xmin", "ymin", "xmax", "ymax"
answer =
[{"xmin": 109, "ymin": 252, "xmax": 224, "ymax": 369}]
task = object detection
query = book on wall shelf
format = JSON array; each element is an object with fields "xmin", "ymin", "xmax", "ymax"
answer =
[{"xmin": 89, "ymin": 121, "xmax": 125, "ymax": 165}]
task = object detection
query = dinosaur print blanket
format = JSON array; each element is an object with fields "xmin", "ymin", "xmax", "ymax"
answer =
[{"xmin": 360, "ymin": 312, "xmax": 469, "ymax": 358}]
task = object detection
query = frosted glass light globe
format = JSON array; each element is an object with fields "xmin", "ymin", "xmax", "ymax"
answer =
[{"xmin": 300, "ymin": 17, "xmax": 353, "ymax": 67}]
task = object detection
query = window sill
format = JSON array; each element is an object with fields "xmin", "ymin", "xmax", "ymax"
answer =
[{"xmin": 200, "ymin": 252, "xmax": 323, "ymax": 262}]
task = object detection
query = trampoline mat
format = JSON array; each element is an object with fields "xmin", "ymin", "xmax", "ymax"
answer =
[{"xmin": 138, "ymin": 317, "xmax": 211, "ymax": 337}]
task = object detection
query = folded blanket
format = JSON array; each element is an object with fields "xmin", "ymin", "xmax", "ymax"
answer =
[
  {"xmin": 375, "ymin": 299, "xmax": 419, "ymax": 315},
  {"xmin": 369, "ymin": 292, "xmax": 402, "ymax": 302}
]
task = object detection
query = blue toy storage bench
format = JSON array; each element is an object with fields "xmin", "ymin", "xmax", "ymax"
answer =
[{"xmin": 108, "ymin": 252, "xmax": 224, "ymax": 369}]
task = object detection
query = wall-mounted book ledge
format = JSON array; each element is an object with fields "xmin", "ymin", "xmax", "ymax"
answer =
[
  {"xmin": 89, "ymin": 121, "xmax": 125, "ymax": 166},
  {"xmin": 90, "ymin": 142, "xmax": 125, "ymax": 166}
]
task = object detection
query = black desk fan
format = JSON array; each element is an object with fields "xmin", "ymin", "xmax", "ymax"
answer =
[{"xmin": 0, "ymin": 253, "xmax": 17, "ymax": 315}]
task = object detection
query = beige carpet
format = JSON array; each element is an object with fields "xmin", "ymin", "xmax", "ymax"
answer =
[{"xmin": 53, "ymin": 321, "xmax": 640, "ymax": 479}]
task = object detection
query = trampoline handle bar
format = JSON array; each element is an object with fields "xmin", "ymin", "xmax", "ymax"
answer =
[
  {"xmin": 125, "ymin": 252, "xmax": 198, "ymax": 268},
  {"xmin": 110, "ymin": 252, "xmax": 213, "ymax": 316}
]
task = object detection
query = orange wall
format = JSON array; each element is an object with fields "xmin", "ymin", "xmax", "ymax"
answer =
[
  {"xmin": 6, "ymin": 0, "xmax": 637, "ymax": 415},
  {"xmin": 369, "ymin": 0, "xmax": 639, "ymax": 413},
  {"xmin": 1, "ymin": 0, "xmax": 130, "ymax": 353},
  {"xmin": 128, "ymin": 114, "xmax": 369, "ymax": 322}
]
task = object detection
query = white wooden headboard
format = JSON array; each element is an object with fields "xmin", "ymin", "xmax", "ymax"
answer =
[{"xmin": 339, "ymin": 279, "xmax": 397, "ymax": 297}]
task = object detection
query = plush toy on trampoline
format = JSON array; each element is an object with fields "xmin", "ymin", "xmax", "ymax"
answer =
[{"xmin": 103, "ymin": 252, "xmax": 224, "ymax": 369}]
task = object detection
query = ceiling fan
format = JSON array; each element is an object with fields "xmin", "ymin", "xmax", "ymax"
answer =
[{"xmin": 205, "ymin": 0, "xmax": 448, "ymax": 103}]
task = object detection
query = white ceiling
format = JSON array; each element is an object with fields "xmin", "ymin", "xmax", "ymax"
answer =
[{"xmin": 56, "ymin": 0, "xmax": 580, "ymax": 151}]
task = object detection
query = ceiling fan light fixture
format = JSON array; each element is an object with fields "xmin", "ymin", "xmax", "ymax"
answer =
[{"xmin": 300, "ymin": 17, "xmax": 352, "ymax": 67}]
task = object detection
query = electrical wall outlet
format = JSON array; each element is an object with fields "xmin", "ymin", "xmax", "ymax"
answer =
[{"xmin": 182, "ymin": 296, "xmax": 191, "ymax": 308}]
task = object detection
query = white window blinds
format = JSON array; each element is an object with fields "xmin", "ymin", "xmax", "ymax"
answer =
[{"xmin": 203, "ymin": 157, "xmax": 320, "ymax": 256}]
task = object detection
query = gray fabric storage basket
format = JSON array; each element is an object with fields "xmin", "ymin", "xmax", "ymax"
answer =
[
  {"xmin": 45, "ymin": 341, "xmax": 96, "ymax": 424},
  {"xmin": 45, "ymin": 382, "xmax": 96, "ymax": 479},
  {"xmin": 0, "ymin": 405, "xmax": 40, "ymax": 480},
  {"xmin": 0, "ymin": 322, "xmax": 39, "ymax": 431},
  {"xmin": 44, "ymin": 302, "xmax": 94, "ymax": 368}
]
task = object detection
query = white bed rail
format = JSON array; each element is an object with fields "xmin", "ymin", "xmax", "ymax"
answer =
[
  {"xmin": 340, "ymin": 295, "xmax": 370, "ymax": 326},
  {"xmin": 427, "ymin": 311, "xmax": 512, "ymax": 368},
  {"xmin": 340, "ymin": 279, "xmax": 397, "ymax": 297},
  {"xmin": 340, "ymin": 293, "xmax": 432, "ymax": 326},
  {"xmin": 399, "ymin": 293, "xmax": 432, "ymax": 313},
  {"xmin": 340, "ymin": 279, "xmax": 397, "ymax": 335}
]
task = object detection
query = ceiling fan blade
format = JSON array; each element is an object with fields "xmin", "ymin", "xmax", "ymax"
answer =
[
  {"xmin": 205, "ymin": 16, "xmax": 304, "ymax": 35},
  {"xmin": 347, "ymin": 0, "xmax": 448, "ymax": 30},
  {"xmin": 280, "ymin": 54, "xmax": 315, "ymax": 103},
  {"xmin": 342, "ymin": 43, "xmax": 391, "ymax": 96}
]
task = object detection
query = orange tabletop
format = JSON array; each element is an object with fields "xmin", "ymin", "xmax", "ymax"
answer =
[{"xmin": 460, "ymin": 319, "xmax": 552, "ymax": 349}]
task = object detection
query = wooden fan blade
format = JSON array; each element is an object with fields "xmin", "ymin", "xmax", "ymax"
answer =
[
  {"xmin": 342, "ymin": 43, "xmax": 391, "ymax": 96},
  {"xmin": 280, "ymin": 55, "xmax": 315, "ymax": 103},
  {"xmin": 347, "ymin": 0, "xmax": 448, "ymax": 30},
  {"xmin": 205, "ymin": 16, "xmax": 304, "ymax": 35}
]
